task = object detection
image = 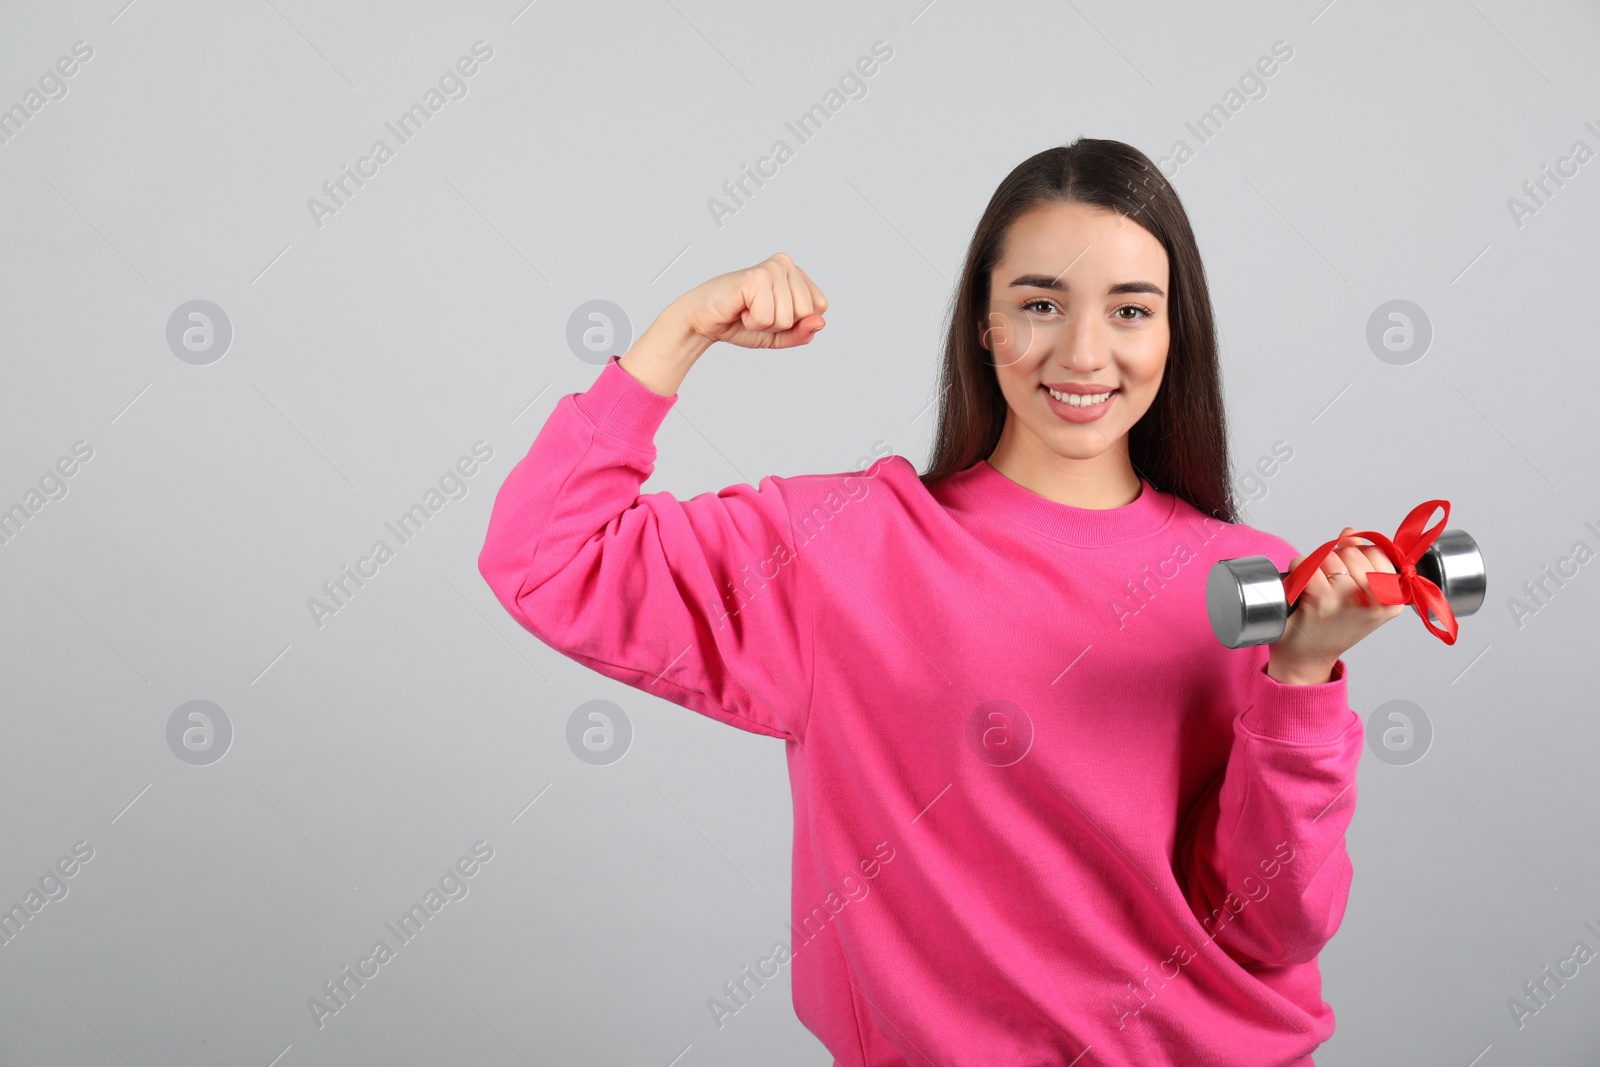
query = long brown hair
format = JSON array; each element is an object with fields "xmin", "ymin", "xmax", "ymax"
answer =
[{"xmin": 919, "ymin": 138, "xmax": 1238, "ymax": 524}]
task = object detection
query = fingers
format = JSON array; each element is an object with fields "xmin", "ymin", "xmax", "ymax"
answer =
[
  {"xmin": 1299, "ymin": 533, "xmax": 1370, "ymax": 609},
  {"xmin": 786, "ymin": 262, "xmax": 821, "ymax": 323},
  {"xmin": 1323, "ymin": 527, "xmax": 1379, "ymax": 609},
  {"xmin": 770, "ymin": 256, "xmax": 827, "ymax": 346},
  {"xmin": 1336, "ymin": 527, "xmax": 1396, "ymax": 573},
  {"xmin": 741, "ymin": 269, "xmax": 773, "ymax": 333},
  {"xmin": 1303, "ymin": 559, "xmax": 1337, "ymax": 602},
  {"xmin": 1332, "ymin": 527, "xmax": 1404, "ymax": 617},
  {"xmin": 1362, "ymin": 543, "xmax": 1396, "ymax": 573},
  {"xmin": 1320, "ymin": 533, "xmax": 1352, "ymax": 578},
  {"xmin": 739, "ymin": 258, "xmax": 785, "ymax": 332},
  {"xmin": 1286, "ymin": 526, "xmax": 1412, "ymax": 655},
  {"xmin": 786, "ymin": 272, "xmax": 811, "ymax": 321},
  {"xmin": 1289, "ymin": 551, "xmax": 1336, "ymax": 604},
  {"xmin": 744, "ymin": 254, "xmax": 826, "ymax": 336},
  {"xmin": 800, "ymin": 265, "xmax": 828, "ymax": 315},
  {"xmin": 708, "ymin": 253, "xmax": 828, "ymax": 349},
  {"xmin": 1335, "ymin": 542, "xmax": 1377, "ymax": 609},
  {"xmin": 771, "ymin": 260, "xmax": 795, "ymax": 330}
]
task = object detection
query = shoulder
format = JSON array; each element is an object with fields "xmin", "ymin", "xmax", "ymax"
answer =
[
  {"xmin": 771, "ymin": 452, "xmax": 924, "ymax": 503},
  {"xmin": 1164, "ymin": 492, "xmax": 1305, "ymax": 570},
  {"xmin": 763, "ymin": 452, "xmax": 932, "ymax": 535}
]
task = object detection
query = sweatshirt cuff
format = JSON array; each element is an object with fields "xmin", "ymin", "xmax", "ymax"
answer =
[
  {"xmin": 1239, "ymin": 658, "xmax": 1357, "ymax": 744},
  {"xmin": 572, "ymin": 355, "xmax": 678, "ymax": 442}
]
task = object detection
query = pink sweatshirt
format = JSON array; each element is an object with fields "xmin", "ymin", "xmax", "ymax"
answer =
[{"xmin": 477, "ymin": 355, "xmax": 1362, "ymax": 1067}]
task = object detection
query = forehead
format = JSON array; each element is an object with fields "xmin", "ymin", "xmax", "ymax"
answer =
[{"xmin": 995, "ymin": 201, "xmax": 1168, "ymax": 285}]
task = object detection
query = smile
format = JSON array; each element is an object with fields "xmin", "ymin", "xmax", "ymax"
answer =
[
  {"xmin": 1040, "ymin": 383, "xmax": 1118, "ymax": 423},
  {"xmin": 1043, "ymin": 385, "xmax": 1116, "ymax": 407}
]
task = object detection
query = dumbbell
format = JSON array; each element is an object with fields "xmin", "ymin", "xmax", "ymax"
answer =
[{"xmin": 1205, "ymin": 529, "xmax": 1487, "ymax": 649}]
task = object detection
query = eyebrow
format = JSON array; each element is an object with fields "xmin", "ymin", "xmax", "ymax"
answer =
[{"xmin": 1007, "ymin": 274, "xmax": 1165, "ymax": 298}]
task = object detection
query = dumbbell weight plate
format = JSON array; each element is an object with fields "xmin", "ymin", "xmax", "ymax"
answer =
[
  {"xmin": 1411, "ymin": 528, "xmax": 1486, "ymax": 623},
  {"xmin": 1206, "ymin": 556, "xmax": 1289, "ymax": 650}
]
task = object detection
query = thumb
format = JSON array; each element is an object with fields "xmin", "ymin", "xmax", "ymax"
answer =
[{"xmin": 770, "ymin": 314, "xmax": 826, "ymax": 349}]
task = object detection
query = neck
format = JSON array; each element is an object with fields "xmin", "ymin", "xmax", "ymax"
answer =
[{"xmin": 986, "ymin": 435, "xmax": 1141, "ymax": 511}]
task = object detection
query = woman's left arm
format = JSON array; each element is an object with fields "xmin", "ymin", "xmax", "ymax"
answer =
[
  {"xmin": 1178, "ymin": 657, "xmax": 1362, "ymax": 969},
  {"xmin": 1178, "ymin": 528, "xmax": 1404, "ymax": 968}
]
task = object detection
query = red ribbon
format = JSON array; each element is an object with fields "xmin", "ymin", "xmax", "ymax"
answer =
[{"xmin": 1279, "ymin": 499, "xmax": 1459, "ymax": 645}]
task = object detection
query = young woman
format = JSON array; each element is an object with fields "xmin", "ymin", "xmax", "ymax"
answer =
[{"xmin": 478, "ymin": 138, "xmax": 1402, "ymax": 1067}]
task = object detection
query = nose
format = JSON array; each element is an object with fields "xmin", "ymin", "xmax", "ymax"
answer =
[{"xmin": 1051, "ymin": 312, "xmax": 1109, "ymax": 373}]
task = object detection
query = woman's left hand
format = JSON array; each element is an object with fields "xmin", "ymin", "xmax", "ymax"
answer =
[{"xmin": 1266, "ymin": 527, "xmax": 1407, "ymax": 685}]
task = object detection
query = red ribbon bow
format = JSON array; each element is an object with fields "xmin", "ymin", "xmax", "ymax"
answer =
[{"xmin": 1280, "ymin": 499, "xmax": 1458, "ymax": 645}]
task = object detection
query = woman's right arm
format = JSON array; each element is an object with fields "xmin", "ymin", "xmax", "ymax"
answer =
[{"xmin": 476, "ymin": 256, "xmax": 828, "ymax": 741}]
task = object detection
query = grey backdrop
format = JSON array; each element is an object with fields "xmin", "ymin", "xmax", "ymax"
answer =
[{"xmin": 2, "ymin": 0, "xmax": 1597, "ymax": 1064}]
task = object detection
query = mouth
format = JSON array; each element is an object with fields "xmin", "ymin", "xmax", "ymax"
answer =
[
  {"xmin": 1040, "ymin": 383, "xmax": 1119, "ymax": 408},
  {"xmin": 1040, "ymin": 382, "xmax": 1118, "ymax": 424}
]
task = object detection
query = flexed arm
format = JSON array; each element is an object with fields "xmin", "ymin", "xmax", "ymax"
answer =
[{"xmin": 477, "ymin": 255, "xmax": 829, "ymax": 741}]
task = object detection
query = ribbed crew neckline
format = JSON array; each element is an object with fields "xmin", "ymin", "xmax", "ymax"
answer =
[{"xmin": 951, "ymin": 459, "xmax": 1177, "ymax": 547}]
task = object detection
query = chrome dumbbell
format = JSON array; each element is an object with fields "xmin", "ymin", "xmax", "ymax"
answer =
[{"xmin": 1205, "ymin": 529, "xmax": 1487, "ymax": 649}]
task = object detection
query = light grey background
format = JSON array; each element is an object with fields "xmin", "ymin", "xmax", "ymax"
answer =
[{"xmin": 1, "ymin": 0, "xmax": 1596, "ymax": 1064}]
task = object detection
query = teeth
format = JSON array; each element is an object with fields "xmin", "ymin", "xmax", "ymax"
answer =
[{"xmin": 1045, "ymin": 386, "xmax": 1115, "ymax": 407}]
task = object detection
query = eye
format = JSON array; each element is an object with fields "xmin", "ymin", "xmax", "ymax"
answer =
[{"xmin": 1018, "ymin": 298, "xmax": 1155, "ymax": 319}]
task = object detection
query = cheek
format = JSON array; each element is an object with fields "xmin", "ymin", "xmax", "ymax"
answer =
[
  {"xmin": 1000, "ymin": 367, "xmax": 1034, "ymax": 403},
  {"xmin": 986, "ymin": 310, "xmax": 1040, "ymax": 367},
  {"xmin": 1126, "ymin": 340, "xmax": 1169, "ymax": 386},
  {"xmin": 991, "ymin": 337, "xmax": 1035, "ymax": 372}
]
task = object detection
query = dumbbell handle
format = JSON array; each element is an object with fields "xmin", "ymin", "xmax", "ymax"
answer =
[{"xmin": 1207, "ymin": 527, "xmax": 1486, "ymax": 649}]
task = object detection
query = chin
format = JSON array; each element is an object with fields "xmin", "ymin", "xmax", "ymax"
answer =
[{"xmin": 1043, "ymin": 431, "xmax": 1117, "ymax": 457}]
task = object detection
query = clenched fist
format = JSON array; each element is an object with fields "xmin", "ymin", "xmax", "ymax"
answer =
[
  {"xmin": 1268, "ymin": 526, "xmax": 1406, "ymax": 685},
  {"xmin": 676, "ymin": 252, "xmax": 828, "ymax": 349},
  {"xmin": 620, "ymin": 253, "xmax": 829, "ymax": 396}
]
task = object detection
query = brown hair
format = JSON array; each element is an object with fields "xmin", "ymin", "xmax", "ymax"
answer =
[{"xmin": 919, "ymin": 138, "xmax": 1238, "ymax": 523}]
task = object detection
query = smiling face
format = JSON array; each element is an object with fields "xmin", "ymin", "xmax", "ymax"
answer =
[{"xmin": 979, "ymin": 200, "xmax": 1171, "ymax": 488}]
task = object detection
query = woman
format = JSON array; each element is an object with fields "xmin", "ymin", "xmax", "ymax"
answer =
[{"xmin": 478, "ymin": 138, "xmax": 1402, "ymax": 1066}]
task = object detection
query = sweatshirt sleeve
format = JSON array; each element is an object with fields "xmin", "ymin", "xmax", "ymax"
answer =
[
  {"xmin": 476, "ymin": 355, "xmax": 814, "ymax": 742},
  {"xmin": 1176, "ymin": 655, "xmax": 1362, "ymax": 969}
]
